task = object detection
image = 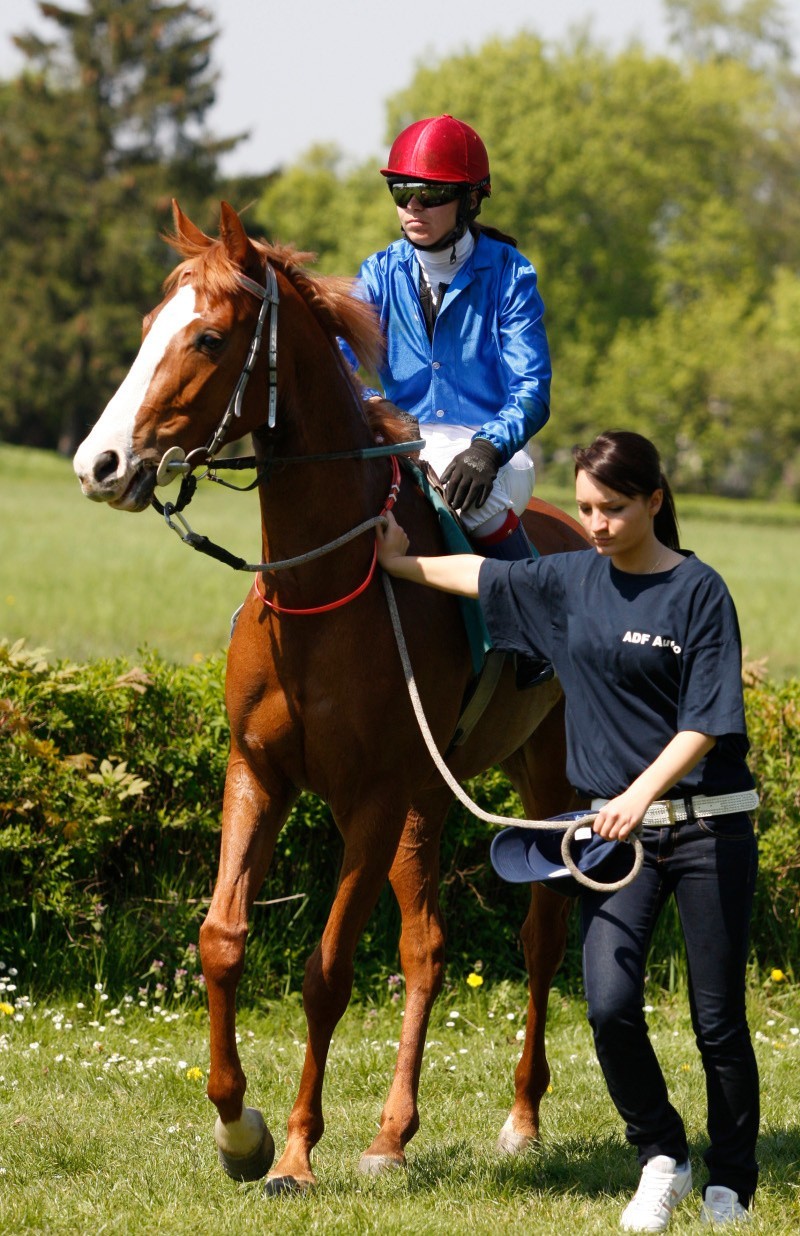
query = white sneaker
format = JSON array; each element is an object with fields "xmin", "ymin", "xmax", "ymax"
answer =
[
  {"xmin": 620, "ymin": 1155, "xmax": 693, "ymax": 1231},
  {"xmin": 700, "ymin": 1186, "xmax": 752, "ymax": 1224}
]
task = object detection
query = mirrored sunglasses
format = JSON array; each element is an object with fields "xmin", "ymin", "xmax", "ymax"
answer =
[{"xmin": 388, "ymin": 181, "xmax": 464, "ymax": 209}]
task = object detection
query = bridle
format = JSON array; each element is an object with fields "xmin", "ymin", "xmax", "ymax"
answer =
[
  {"xmin": 150, "ymin": 258, "xmax": 423, "ymax": 609},
  {"xmin": 253, "ymin": 455, "xmax": 401, "ymax": 615},
  {"xmin": 153, "ymin": 265, "xmax": 279, "ymax": 490}
]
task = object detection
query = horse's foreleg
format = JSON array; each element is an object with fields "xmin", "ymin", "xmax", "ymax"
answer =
[
  {"xmin": 359, "ymin": 793, "xmax": 450, "ymax": 1175},
  {"xmin": 266, "ymin": 803, "xmax": 408, "ymax": 1194},
  {"xmin": 200, "ymin": 754, "xmax": 295, "ymax": 1181}
]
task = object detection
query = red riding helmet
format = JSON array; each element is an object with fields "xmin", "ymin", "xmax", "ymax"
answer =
[{"xmin": 381, "ymin": 114, "xmax": 491, "ymax": 195}]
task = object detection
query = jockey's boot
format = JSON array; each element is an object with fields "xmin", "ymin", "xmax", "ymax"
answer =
[{"xmin": 471, "ymin": 512, "xmax": 555, "ymax": 690}]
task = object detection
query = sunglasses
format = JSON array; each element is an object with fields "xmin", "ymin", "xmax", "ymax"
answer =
[{"xmin": 388, "ymin": 181, "xmax": 464, "ymax": 209}]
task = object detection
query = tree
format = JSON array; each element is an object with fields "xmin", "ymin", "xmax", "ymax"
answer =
[
  {"xmin": 252, "ymin": 18, "xmax": 799, "ymax": 495},
  {"xmin": 665, "ymin": 0, "xmax": 795, "ymax": 68},
  {"xmin": 0, "ymin": 1, "xmax": 249, "ymax": 452},
  {"xmin": 256, "ymin": 144, "xmax": 394, "ymax": 275}
]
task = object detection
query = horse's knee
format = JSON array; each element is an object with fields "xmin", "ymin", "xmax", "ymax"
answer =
[
  {"xmin": 302, "ymin": 945, "xmax": 353, "ymax": 1025},
  {"xmin": 199, "ymin": 916, "xmax": 248, "ymax": 987}
]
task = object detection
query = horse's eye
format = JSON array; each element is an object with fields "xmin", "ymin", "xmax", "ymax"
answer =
[{"xmin": 196, "ymin": 331, "xmax": 224, "ymax": 354}]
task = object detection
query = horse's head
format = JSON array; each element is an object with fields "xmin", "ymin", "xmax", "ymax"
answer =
[
  {"xmin": 74, "ymin": 201, "xmax": 275, "ymax": 510},
  {"xmin": 74, "ymin": 201, "xmax": 384, "ymax": 512}
]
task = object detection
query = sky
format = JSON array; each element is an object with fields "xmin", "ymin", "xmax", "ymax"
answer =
[{"xmin": 0, "ymin": 0, "xmax": 687, "ymax": 175}]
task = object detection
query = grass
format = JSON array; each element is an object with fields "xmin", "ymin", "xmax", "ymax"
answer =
[
  {"xmin": 0, "ymin": 444, "xmax": 260, "ymax": 664},
  {"xmin": 1, "ymin": 973, "xmax": 799, "ymax": 1234},
  {"xmin": 2, "ymin": 445, "xmax": 800, "ymax": 677}
]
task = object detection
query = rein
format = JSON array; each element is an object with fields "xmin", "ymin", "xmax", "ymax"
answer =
[{"xmin": 253, "ymin": 457, "xmax": 401, "ymax": 615}]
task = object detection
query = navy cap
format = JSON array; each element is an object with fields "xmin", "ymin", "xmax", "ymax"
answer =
[{"xmin": 490, "ymin": 811, "xmax": 632, "ymax": 897}]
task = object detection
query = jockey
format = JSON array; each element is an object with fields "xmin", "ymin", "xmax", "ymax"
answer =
[{"xmin": 349, "ymin": 113, "xmax": 552, "ymax": 567}]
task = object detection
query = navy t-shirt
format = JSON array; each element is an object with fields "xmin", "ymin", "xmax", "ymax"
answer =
[{"xmin": 479, "ymin": 550, "xmax": 754, "ymax": 800}]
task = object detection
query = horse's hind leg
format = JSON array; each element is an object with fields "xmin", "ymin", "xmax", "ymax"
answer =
[
  {"xmin": 200, "ymin": 752, "xmax": 296, "ymax": 1181},
  {"xmin": 498, "ymin": 884, "xmax": 571, "ymax": 1152},
  {"xmin": 266, "ymin": 799, "xmax": 409, "ymax": 1194},
  {"xmin": 359, "ymin": 790, "xmax": 451, "ymax": 1174},
  {"xmin": 498, "ymin": 698, "xmax": 577, "ymax": 1153}
]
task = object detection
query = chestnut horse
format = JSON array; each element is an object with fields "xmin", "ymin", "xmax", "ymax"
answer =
[{"xmin": 74, "ymin": 202, "xmax": 587, "ymax": 1193}]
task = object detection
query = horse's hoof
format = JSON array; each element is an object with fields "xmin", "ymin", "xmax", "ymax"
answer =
[
  {"xmin": 263, "ymin": 1174, "xmax": 310, "ymax": 1197},
  {"xmin": 358, "ymin": 1152, "xmax": 405, "ymax": 1176},
  {"xmin": 216, "ymin": 1112, "xmax": 275, "ymax": 1182},
  {"xmin": 496, "ymin": 1115, "xmax": 538, "ymax": 1156},
  {"xmin": 217, "ymin": 1128, "xmax": 275, "ymax": 1181}
]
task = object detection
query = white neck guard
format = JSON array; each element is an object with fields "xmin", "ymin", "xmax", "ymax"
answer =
[{"xmin": 414, "ymin": 229, "xmax": 475, "ymax": 302}]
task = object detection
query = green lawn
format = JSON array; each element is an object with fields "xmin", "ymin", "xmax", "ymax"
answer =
[
  {"xmin": 1, "ymin": 445, "xmax": 260, "ymax": 664},
  {"xmin": 2, "ymin": 446, "xmax": 800, "ymax": 678},
  {"xmin": 1, "ymin": 976, "xmax": 798, "ymax": 1234}
]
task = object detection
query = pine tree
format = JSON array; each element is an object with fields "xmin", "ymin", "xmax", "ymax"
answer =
[{"xmin": 0, "ymin": 1, "xmax": 245, "ymax": 451}]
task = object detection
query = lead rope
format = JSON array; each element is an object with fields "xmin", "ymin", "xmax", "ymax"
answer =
[{"xmin": 380, "ymin": 571, "xmax": 644, "ymax": 893}]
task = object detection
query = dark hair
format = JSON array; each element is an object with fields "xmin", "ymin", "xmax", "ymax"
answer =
[{"xmin": 572, "ymin": 430, "xmax": 680, "ymax": 550}]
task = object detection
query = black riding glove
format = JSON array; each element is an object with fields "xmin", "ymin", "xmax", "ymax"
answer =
[{"xmin": 441, "ymin": 438, "xmax": 503, "ymax": 512}]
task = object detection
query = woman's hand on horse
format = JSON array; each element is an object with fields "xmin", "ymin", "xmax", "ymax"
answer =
[{"xmin": 377, "ymin": 511, "xmax": 410, "ymax": 570}]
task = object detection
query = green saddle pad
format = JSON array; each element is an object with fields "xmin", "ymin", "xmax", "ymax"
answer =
[{"xmin": 401, "ymin": 459, "xmax": 514, "ymax": 677}]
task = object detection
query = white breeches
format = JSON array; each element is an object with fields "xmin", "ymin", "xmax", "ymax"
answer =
[{"xmin": 420, "ymin": 424, "xmax": 535, "ymax": 534}]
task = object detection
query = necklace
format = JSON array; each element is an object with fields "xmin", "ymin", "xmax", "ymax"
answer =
[{"xmin": 649, "ymin": 552, "xmax": 666, "ymax": 574}]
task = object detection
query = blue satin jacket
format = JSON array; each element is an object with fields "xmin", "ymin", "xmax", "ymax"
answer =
[{"xmin": 351, "ymin": 231, "xmax": 551, "ymax": 464}]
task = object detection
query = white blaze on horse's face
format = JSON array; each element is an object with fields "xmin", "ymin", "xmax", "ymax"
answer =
[{"xmin": 73, "ymin": 284, "xmax": 200, "ymax": 509}]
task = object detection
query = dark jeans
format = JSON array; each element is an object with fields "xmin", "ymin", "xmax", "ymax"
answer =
[{"xmin": 580, "ymin": 812, "xmax": 759, "ymax": 1207}]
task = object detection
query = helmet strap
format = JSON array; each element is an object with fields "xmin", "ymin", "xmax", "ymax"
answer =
[
  {"xmin": 401, "ymin": 219, "xmax": 466, "ymax": 259},
  {"xmin": 400, "ymin": 188, "xmax": 481, "ymax": 259}
]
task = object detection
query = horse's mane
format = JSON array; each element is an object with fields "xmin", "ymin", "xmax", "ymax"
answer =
[
  {"xmin": 362, "ymin": 399, "xmax": 422, "ymax": 449},
  {"xmin": 165, "ymin": 231, "xmax": 385, "ymax": 381},
  {"xmin": 164, "ymin": 227, "xmax": 422, "ymax": 448}
]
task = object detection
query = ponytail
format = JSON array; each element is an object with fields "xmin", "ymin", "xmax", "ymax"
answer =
[{"xmin": 653, "ymin": 472, "xmax": 680, "ymax": 551}]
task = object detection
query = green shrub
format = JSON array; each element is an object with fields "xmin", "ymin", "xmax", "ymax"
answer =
[
  {"xmin": 745, "ymin": 679, "xmax": 800, "ymax": 968},
  {"xmin": 1, "ymin": 640, "xmax": 798, "ymax": 1000}
]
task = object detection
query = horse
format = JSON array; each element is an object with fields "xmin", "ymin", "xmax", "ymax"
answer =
[{"xmin": 73, "ymin": 201, "xmax": 589, "ymax": 1193}]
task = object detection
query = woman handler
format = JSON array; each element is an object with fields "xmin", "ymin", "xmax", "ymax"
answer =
[{"xmin": 376, "ymin": 430, "xmax": 759, "ymax": 1231}]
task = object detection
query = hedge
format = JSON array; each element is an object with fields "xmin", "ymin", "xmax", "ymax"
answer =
[{"xmin": 1, "ymin": 639, "xmax": 797, "ymax": 1001}]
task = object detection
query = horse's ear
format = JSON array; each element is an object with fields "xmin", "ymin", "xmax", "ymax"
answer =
[
  {"xmin": 172, "ymin": 200, "xmax": 211, "ymax": 248},
  {"xmin": 219, "ymin": 201, "xmax": 252, "ymax": 268}
]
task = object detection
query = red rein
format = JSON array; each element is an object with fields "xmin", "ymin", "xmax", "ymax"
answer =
[{"xmin": 253, "ymin": 456, "xmax": 401, "ymax": 616}]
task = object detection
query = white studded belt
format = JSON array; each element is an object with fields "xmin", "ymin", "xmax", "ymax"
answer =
[{"xmin": 590, "ymin": 789, "xmax": 759, "ymax": 828}]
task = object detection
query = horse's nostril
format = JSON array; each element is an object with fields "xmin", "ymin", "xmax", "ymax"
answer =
[{"xmin": 93, "ymin": 450, "xmax": 119, "ymax": 483}]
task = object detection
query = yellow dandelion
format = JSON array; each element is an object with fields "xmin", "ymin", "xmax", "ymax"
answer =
[
  {"xmin": 770, "ymin": 969, "xmax": 787, "ymax": 983},
  {"xmin": 681, "ymin": 1064, "xmax": 691, "ymax": 1072},
  {"xmin": 185, "ymin": 1066, "xmax": 204, "ymax": 1081},
  {"xmin": 466, "ymin": 972, "xmax": 484, "ymax": 988},
  {"xmin": 192, "ymin": 652, "xmax": 205, "ymax": 663},
  {"xmin": 0, "ymin": 1001, "xmax": 14, "ymax": 1016}
]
